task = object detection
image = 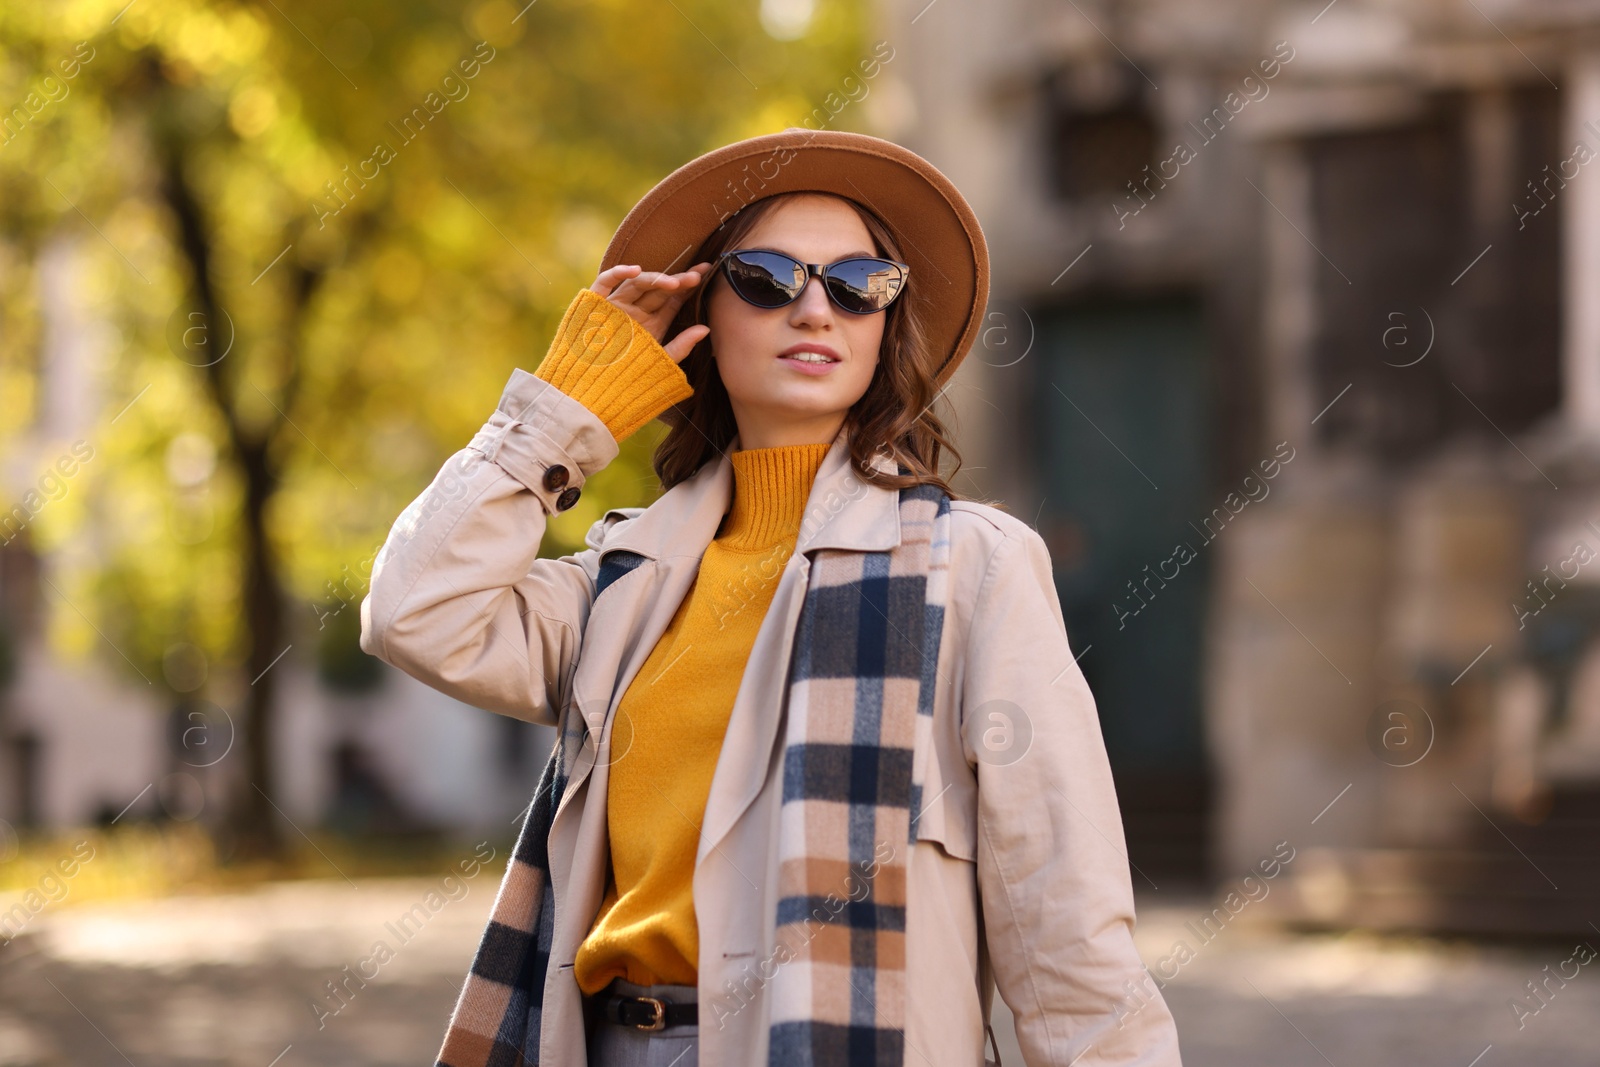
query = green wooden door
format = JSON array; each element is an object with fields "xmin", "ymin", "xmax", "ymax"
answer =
[{"xmin": 1030, "ymin": 295, "xmax": 1212, "ymax": 877}]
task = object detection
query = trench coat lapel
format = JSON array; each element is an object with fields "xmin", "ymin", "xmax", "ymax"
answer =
[
  {"xmin": 557, "ymin": 423, "xmax": 903, "ymax": 847},
  {"xmin": 572, "ymin": 451, "xmax": 729, "ymax": 752},
  {"xmin": 542, "ymin": 443, "xmax": 734, "ymax": 991}
]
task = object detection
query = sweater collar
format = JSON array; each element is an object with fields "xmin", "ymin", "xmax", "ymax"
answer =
[
  {"xmin": 597, "ymin": 424, "xmax": 902, "ymax": 562},
  {"xmin": 718, "ymin": 442, "xmax": 833, "ymax": 551}
]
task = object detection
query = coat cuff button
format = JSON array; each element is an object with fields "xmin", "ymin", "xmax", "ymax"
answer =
[
  {"xmin": 543, "ymin": 464, "xmax": 570, "ymax": 492},
  {"xmin": 556, "ymin": 486, "xmax": 581, "ymax": 512}
]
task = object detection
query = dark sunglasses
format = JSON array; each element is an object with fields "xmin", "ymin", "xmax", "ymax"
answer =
[{"xmin": 715, "ymin": 249, "xmax": 910, "ymax": 315}]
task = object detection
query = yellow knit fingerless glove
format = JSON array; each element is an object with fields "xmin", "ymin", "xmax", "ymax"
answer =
[{"xmin": 533, "ymin": 288, "xmax": 696, "ymax": 443}]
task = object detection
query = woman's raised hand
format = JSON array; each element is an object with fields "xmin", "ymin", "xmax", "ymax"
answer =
[{"xmin": 590, "ymin": 262, "xmax": 714, "ymax": 364}]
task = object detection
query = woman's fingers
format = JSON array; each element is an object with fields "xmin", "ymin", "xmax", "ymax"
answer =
[
  {"xmin": 661, "ymin": 323, "xmax": 711, "ymax": 364},
  {"xmin": 599, "ymin": 263, "xmax": 712, "ymax": 305},
  {"xmin": 626, "ymin": 272, "xmax": 685, "ymax": 314},
  {"xmin": 619, "ymin": 267, "xmax": 708, "ymax": 311},
  {"xmin": 592, "ymin": 263, "xmax": 715, "ymax": 348},
  {"xmin": 590, "ymin": 263, "xmax": 641, "ymax": 299}
]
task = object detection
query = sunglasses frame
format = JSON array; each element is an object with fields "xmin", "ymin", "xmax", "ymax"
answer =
[{"xmin": 714, "ymin": 248, "xmax": 911, "ymax": 316}]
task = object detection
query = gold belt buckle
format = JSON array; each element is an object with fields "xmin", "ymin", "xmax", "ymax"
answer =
[{"xmin": 635, "ymin": 995, "xmax": 666, "ymax": 1031}]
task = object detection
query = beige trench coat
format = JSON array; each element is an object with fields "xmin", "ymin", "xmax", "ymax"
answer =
[{"xmin": 360, "ymin": 367, "xmax": 1182, "ymax": 1066}]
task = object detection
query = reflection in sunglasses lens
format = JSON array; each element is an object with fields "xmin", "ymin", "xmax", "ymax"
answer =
[
  {"xmin": 827, "ymin": 258, "xmax": 903, "ymax": 314},
  {"xmin": 728, "ymin": 252, "xmax": 801, "ymax": 307}
]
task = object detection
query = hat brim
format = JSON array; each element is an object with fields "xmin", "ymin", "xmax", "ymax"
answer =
[{"xmin": 599, "ymin": 128, "xmax": 990, "ymax": 388}]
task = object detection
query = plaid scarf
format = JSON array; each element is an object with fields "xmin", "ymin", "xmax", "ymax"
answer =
[{"xmin": 435, "ymin": 475, "xmax": 951, "ymax": 1067}]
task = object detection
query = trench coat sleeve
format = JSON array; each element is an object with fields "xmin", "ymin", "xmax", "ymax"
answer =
[
  {"xmin": 965, "ymin": 525, "xmax": 1183, "ymax": 1066},
  {"xmin": 358, "ymin": 366, "xmax": 622, "ymax": 725}
]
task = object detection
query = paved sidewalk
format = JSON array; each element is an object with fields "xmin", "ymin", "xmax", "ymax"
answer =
[
  {"xmin": 998, "ymin": 894, "xmax": 1599, "ymax": 1067},
  {"xmin": 2, "ymin": 881, "xmax": 1595, "ymax": 1065},
  {"xmin": 0, "ymin": 879, "xmax": 488, "ymax": 1066}
]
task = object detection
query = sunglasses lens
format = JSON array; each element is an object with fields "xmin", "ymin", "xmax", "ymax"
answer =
[
  {"xmin": 825, "ymin": 258, "xmax": 906, "ymax": 314},
  {"xmin": 725, "ymin": 251, "xmax": 803, "ymax": 308}
]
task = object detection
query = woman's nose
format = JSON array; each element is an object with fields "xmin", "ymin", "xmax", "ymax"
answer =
[{"xmin": 787, "ymin": 275, "xmax": 835, "ymax": 326}]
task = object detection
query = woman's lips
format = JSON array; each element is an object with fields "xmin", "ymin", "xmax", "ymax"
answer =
[{"xmin": 777, "ymin": 344, "xmax": 841, "ymax": 375}]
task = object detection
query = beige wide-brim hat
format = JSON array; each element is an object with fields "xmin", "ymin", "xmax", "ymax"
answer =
[{"xmin": 599, "ymin": 128, "xmax": 990, "ymax": 388}]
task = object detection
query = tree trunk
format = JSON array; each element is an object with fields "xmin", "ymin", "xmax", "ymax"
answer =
[
  {"xmin": 158, "ymin": 131, "xmax": 295, "ymax": 861},
  {"xmin": 235, "ymin": 438, "xmax": 285, "ymax": 860}
]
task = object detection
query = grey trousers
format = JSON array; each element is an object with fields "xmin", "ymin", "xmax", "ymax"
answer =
[{"xmin": 584, "ymin": 977, "xmax": 700, "ymax": 1067}]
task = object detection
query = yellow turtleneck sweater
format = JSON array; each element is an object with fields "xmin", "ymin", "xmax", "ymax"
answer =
[{"xmin": 531, "ymin": 287, "xmax": 832, "ymax": 994}]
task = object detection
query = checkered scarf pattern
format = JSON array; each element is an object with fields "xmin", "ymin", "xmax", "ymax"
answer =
[{"xmin": 434, "ymin": 478, "xmax": 951, "ymax": 1067}]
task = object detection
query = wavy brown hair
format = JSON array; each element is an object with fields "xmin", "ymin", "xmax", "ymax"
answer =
[{"xmin": 650, "ymin": 191, "xmax": 966, "ymax": 499}]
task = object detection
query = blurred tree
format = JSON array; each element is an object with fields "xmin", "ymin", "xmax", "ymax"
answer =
[{"xmin": 0, "ymin": 0, "xmax": 869, "ymax": 856}]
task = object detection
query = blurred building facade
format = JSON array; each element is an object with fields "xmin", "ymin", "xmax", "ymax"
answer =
[{"xmin": 875, "ymin": 0, "xmax": 1600, "ymax": 931}]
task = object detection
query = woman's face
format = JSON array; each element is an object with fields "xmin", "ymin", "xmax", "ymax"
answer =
[{"xmin": 705, "ymin": 194, "xmax": 886, "ymax": 450}]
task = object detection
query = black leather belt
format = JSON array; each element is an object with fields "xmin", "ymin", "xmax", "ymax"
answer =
[{"xmin": 599, "ymin": 991, "xmax": 698, "ymax": 1031}]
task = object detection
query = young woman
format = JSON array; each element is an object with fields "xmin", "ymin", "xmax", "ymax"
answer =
[{"xmin": 361, "ymin": 129, "xmax": 1181, "ymax": 1067}]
